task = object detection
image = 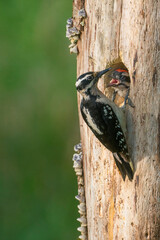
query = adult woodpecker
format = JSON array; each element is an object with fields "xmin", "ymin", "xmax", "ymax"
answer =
[
  {"xmin": 76, "ymin": 68, "xmax": 134, "ymax": 181},
  {"xmin": 107, "ymin": 69, "xmax": 134, "ymax": 108}
]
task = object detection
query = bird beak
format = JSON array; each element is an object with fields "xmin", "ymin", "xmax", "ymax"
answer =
[
  {"xmin": 96, "ymin": 67, "xmax": 112, "ymax": 79},
  {"xmin": 107, "ymin": 79, "xmax": 120, "ymax": 87}
]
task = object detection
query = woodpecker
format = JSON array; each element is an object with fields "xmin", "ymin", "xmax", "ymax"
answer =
[
  {"xmin": 107, "ymin": 69, "xmax": 134, "ymax": 108},
  {"xmin": 76, "ymin": 68, "xmax": 134, "ymax": 181}
]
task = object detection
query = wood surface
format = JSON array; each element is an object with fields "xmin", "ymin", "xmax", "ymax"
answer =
[{"xmin": 73, "ymin": 0, "xmax": 160, "ymax": 239}]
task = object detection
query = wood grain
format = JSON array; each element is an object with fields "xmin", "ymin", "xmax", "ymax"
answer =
[{"xmin": 73, "ymin": 0, "xmax": 160, "ymax": 239}]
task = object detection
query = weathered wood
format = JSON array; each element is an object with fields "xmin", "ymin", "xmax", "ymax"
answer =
[{"xmin": 74, "ymin": 0, "xmax": 160, "ymax": 239}]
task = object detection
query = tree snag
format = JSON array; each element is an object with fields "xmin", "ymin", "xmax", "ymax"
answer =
[{"xmin": 73, "ymin": 0, "xmax": 160, "ymax": 239}]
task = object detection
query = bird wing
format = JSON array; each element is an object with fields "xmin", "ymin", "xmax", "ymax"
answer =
[{"xmin": 100, "ymin": 104, "xmax": 129, "ymax": 156}]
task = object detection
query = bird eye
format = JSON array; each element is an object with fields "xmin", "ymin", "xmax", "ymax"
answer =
[{"xmin": 87, "ymin": 76, "xmax": 93, "ymax": 80}]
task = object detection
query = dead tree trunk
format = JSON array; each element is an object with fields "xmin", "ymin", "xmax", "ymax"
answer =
[{"xmin": 73, "ymin": 0, "xmax": 160, "ymax": 239}]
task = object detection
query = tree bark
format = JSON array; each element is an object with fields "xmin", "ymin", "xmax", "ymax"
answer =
[{"xmin": 73, "ymin": 0, "xmax": 160, "ymax": 239}]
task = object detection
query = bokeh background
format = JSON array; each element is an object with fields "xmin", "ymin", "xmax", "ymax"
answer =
[{"xmin": 1, "ymin": 1, "xmax": 80, "ymax": 239}]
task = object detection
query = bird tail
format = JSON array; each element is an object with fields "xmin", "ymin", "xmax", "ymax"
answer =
[{"xmin": 113, "ymin": 153, "xmax": 134, "ymax": 181}]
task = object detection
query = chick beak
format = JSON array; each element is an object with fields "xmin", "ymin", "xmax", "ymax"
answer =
[{"xmin": 107, "ymin": 79, "xmax": 120, "ymax": 87}]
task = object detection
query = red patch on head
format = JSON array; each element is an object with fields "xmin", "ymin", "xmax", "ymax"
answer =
[{"xmin": 116, "ymin": 69, "xmax": 128, "ymax": 73}]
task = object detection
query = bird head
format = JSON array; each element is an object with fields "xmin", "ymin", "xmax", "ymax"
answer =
[
  {"xmin": 76, "ymin": 68, "xmax": 111, "ymax": 94},
  {"xmin": 107, "ymin": 69, "xmax": 130, "ymax": 88}
]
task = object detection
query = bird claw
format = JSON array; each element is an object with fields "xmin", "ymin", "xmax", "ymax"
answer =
[
  {"xmin": 120, "ymin": 97, "xmax": 135, "ymax": 109},
  {"xmin": 128, "ymin": 98, "xmax": 135, "ymax": 108}
]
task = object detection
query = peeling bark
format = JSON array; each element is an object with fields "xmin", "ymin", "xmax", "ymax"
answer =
[{"xmin": 73, "ymin": 0, "xmax": 160, "ymax": 239}]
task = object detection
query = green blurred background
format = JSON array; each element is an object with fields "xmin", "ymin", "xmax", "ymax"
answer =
[{"xmin": 0, "ymin": 1, "xmax": 80, "ymax": 239}]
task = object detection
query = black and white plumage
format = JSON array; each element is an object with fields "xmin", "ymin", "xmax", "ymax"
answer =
[
  {"xmin": 76, "ymin": 68, "xmax": 134, "ymax": 181},
  {"xmin": 107, "ymin": 69, "xmax": 134, "ymax": 108}
]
